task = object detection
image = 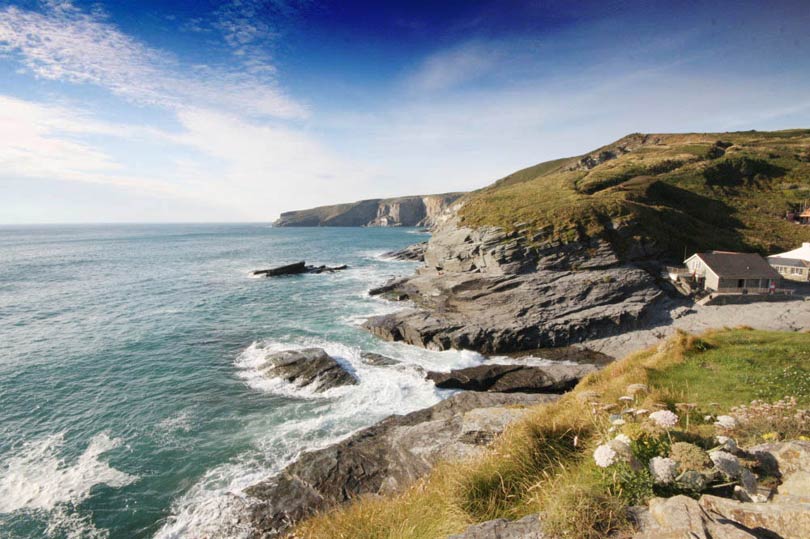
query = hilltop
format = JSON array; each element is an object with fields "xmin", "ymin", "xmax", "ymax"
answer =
[
  {"xmin": 460, "ymin": 129, "xmax": 810, "ymax": 259},
  {"xmin": 362, "ymin": 130, "xmax": 810, "ymax": 353},
  {"xmin": 273, "ymin": 192, "xmax": 464, "ymax": 228}
]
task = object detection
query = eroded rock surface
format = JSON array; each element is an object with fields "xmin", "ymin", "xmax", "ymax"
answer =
[
  {"xmin": 244, "ymin": 391, "xmax": 556, "ymax": 538},
  {"xmin": 381, "ymin": 241, "xmax": 428, "ymax": 261},
  {"xmin": 260, "ymin": 348, "xmax": 357, "ymax": 392},
  {"xmin": 364, "ymin": 215, "xmax": 664, "ymax": 354}
]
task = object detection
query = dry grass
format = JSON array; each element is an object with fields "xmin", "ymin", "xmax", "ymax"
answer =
[{"xmin": 292, "ymin": 329, "xmax": 810, "ymax": 539}]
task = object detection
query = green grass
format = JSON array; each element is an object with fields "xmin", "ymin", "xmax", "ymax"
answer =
[
  {"xmin": 458, "ymin": 130, "xmax": 810, "ymax": 260},
  {"xmin": 648, "ymin": 329, "xmax": 810, "ymax": 406},
  {"xmin": 293, "ymin": 329, "xmax": 810, "ymax": 539}
]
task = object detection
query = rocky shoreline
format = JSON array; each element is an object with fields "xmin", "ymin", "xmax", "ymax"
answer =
[{"xmin": 241, "ymin": 202, "xmax": 810, "ymax": 537}]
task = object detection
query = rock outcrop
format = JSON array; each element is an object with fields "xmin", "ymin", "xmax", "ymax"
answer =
[
  {"xmin": 633, "ymin": 441, "xmax": 810, "ymax": 539},
  {"xmin": 272, "ymin": 193, "xmax": 463, "ymax": 228},
  {"xmin": 260, "ymin": 348, "xmax": 357, "ymax": 392},
  {"xmin": 427, "ymin": 363, "xmax": 597, "ymax": 393},
  {"xmin": 245, "ymin": 391, "xmax": 556, "ymax": 537},
  {"xmin": 363, "ymin": 215, "xmax": 664, "ymax": 354},
  {"xmin": 381, "ymin": 242, "xmax": 428, "ymax": 261},
  {"xmin": 253, "ymin": 262, "xmax": 348, "ymax": 277}
]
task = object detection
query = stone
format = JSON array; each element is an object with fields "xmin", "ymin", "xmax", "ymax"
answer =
[
  {"xmin": 776, "ymin": 470, "xmax": 810, "ymax": 503},
  {"xmin": 459, "ymin": 407, "xmax": 532, "ymax": 444},
  {"xmin": 699, "ymin": 494, "xmax": 810, "ymax": 539},
  {"xmin": 260, "ymin": 348, "xmax": 357, "ymax": 392},
  {"xmin": 749, "ymin": 441, "xmax": 810, "ymax": 478},
  {"xmin": 634, "ymin": 495, "xmax": 760, "ymax": 539},
  {"xmin": 360, "ymin": 352, "xmax": 400, "ymax": 366},
  {"xmin": 426, "ymin": 363, "xmax": 597, "ymax": 393},
  {"xmin": 447, "ymin": 514, "xmax": 545, "ymax": 538},
  {"xmin": 245, "ymin": 392, "xmax": 557, "ymax": 537},
  {"xmin": 381, "ymin": 242, "xmax": 428, "ymax": 261}
]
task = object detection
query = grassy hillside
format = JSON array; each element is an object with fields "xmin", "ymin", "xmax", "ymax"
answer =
[
  {"xmin": 459, "ymin": 130, "xmax": 810, "ymax": 260},
  {"xmin": 293, "ymin": 328, "xmax": 810, "ymax": 539}
]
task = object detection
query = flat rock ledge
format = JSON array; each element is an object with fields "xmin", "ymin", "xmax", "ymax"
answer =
[
  {"xmin": 381, "ymin": 242, "xmax": 428, "ymax": 261},
  {"xmin": 363, "ymin": 267, "xmax": 664, "ymax": 354},
  {"xmin": 244, "ymin": 391, "xmax": 557, "ymax": 538},
  {"xmin": 427, "ymin": 363, "xmax": 597, "ymax": 393},
  {"xmin": 260, "ymin": 348, "xmax": 357, "ymax": 392}
]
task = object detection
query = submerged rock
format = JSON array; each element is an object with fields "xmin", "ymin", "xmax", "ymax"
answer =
[
  {"xmin": 426, "ymin": 363, "xmax": 597, "ymax": 393},
  {"xmin": 244, "ymin": 391, "xmax": 556, "ymax": 537},
  {"xmin": 260, "ymin": 348, "xmax": 357, "ymax": 392},
  {"xmin": 360, "ymin": 352, "xmax": 400, "ymax": 366}
]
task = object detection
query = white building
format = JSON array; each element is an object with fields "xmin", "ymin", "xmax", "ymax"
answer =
[{"xmin": 768, "ymin": 242, "xmax": 810, "ymax": 282}]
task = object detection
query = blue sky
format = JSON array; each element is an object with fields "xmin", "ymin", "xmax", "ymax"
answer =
[{"xmin": 1, "ymin": 0, "xmax": 809, "ymax": 223}]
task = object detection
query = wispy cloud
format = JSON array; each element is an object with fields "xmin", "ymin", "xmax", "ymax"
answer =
[
  {"xmin": 0, "ymin": 0, "xmax": 306, "ymax": 118},
  {"xmin": 407, "ymin": 42, "xmax": 501, "ymax": 92}
]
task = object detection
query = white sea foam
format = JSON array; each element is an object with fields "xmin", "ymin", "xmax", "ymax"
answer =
[
  {"xmin": 157, "ymin": 337, "xmax": 482, "ymax": 538},
  {"xmin": 0, "ymin": 432, "xmax": 137, "ymax": 514}
]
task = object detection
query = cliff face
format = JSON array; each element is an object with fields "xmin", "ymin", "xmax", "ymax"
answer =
[{"xmin": 273, "ymin": 193, "xmax": 464, "ymax": 228}]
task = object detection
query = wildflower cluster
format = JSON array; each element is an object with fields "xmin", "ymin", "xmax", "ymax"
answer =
[
  {"xmin": 728, "ymin": 397, "xmax": 810, "ymax": 441},
  {"xmin": 586, "ymin": 385, "xmax": 777, "ymax": 503}
]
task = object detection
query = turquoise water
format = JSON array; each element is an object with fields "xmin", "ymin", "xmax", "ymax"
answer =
[{"xmin": 0, "ymin": 224, "xmax": 482, "ymax": 539}]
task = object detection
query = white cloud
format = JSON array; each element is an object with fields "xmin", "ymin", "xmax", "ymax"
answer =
[
  {"xmin": 407, "ymin": 42, "xmax": 501, "ymax": 92},
  {"xmin": 0, "ymin": 1, "xmax": 306, "ymax": 118}
]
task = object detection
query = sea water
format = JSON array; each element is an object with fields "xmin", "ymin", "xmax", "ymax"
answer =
[{"xmin": 0, "ymin": 224, "xmax": 485, "ymax": 539}]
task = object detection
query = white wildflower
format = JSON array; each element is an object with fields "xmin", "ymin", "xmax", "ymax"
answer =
[
  {"xmin": 594, "ymin": 443, "xmax": 618, "ymax": 468},
  {"xmin": 614, "ymin": 434, "xmax": 632, "ymax": 446},
  {"xmin": 634, "ymin": 409, "xmax": 649, "ymax": 416},
  {"xmin": 649, "ymin": 410, "xmax": 679, "ymax": 429},
  {"xmin": 714, "ymin": 415, "xmax": 738, "ymax": 430},
  {"xmin": 649, "ymin": 456, "xmax": 678, "ymax": 485},
  {"xmin": 710, "ymin": 450, "xmax": 741, "ymax": 478},
  {"xmin": 619, "ymin": 396, "xmax": 634, "ymax": 403},
  {"xmin": 611, "ymin": 418, "xmax": 627, "ymax": 426}
]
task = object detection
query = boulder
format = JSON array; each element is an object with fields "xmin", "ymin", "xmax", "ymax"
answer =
[
  {"xmin": 244, "ymin": 391, "xmax": 557, "ymax": 537},
  {"xmin": 260, "ymin": 348, "xmax": 357, "ymax": 392},
  {"xmin": 426, "ymin": 363, "xmax": 597, "ymax": 393},
  {"xmin": 448, "ymin": 514, "xmax": 545, "ymax": 539},
  {"xmin": 699, "ymin": 494, "xmax": 810, "ymax": 539},
  {"xmin": 633, "ymin": 495, "xmax": 760, "ymax": 539}
]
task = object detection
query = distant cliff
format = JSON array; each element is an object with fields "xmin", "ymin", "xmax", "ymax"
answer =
[{"xmin": 272, "ymin": 193, "xmax": 464, "ymax": 228}]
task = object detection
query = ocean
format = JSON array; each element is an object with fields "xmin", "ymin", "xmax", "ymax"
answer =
[{"xmin": 0, "ymin": 224, "xmax": 484, "ymax": 539}]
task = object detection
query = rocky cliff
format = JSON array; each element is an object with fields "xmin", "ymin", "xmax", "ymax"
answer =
[
  {"xmin": 363, "ymin": 130, "xmax": 810, "ymax": 354},
  {"xmin": 272, "ymin": 192, "xmax": 464, "ymax": 228}
]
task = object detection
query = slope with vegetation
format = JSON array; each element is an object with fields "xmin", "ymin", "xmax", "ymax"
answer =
[
  {"xmin": 459, "ymin": 130, "xmax": 810, "ymax": 259},
  {"xmin": 293, "ymin": 328, "xmax": 810, "ymax": 538}
]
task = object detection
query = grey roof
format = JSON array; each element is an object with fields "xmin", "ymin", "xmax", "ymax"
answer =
[
  {"xmin": 768, "ymin": 256, "xmax": 810, "ymax": 269},
  {"xmin": 694, "ymin": 251, "xmax": 781, "ymax": 279}
]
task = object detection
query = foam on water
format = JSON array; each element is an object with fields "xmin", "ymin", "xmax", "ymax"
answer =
[
  {"xmin": 156, "ymin": 337, "xmax": 483, "ymax": 538},
  {"xmin": 0, "ymin": 432, "xmax": 137, "ymax": 514}
]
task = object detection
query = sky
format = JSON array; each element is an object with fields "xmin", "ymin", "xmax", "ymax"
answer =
[{"xmin": 1, "ymin": 0, "xmax": 810, "ymax": 224}]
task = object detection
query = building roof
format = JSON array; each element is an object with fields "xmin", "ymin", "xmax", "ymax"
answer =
[
  {"xmin": 768, "ymin": 257, "xmax": 810, "ymax": 269},
  {"xmin": 770, "ymin": 242, "xmax": 810, "ymax": 262},
  {"xmin": 688, "ymin": 251, "xmax": 781, "ymax": 279}
]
